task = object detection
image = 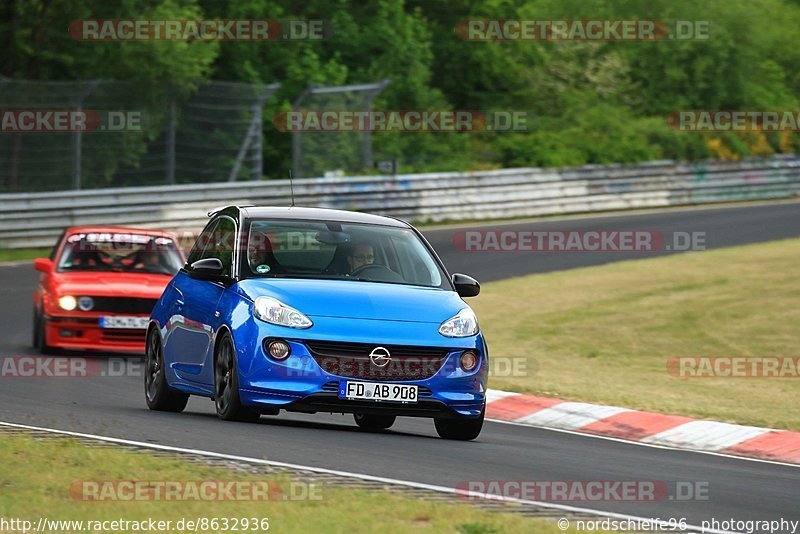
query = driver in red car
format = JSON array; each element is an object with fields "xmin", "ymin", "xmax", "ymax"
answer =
[{"xmin": 133, "ymin": 249, "xmax": 163, "ymax": 272}]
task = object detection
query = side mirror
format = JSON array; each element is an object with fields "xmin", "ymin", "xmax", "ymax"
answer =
[
  {"xmin": 452, "ymin": 273, "xmax": 480, "ymax": 298},
  {"xmin": 189, "ymin": 257, "xmax": 225, "ymax": 279},
  {"xmin": 34, "ymin": 258, "xmax": 54, "ymax": 274}
]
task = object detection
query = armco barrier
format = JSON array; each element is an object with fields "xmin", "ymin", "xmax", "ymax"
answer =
[{"xmin": 0, "ymin": 156, "xmax": 798, "ymax": 249}]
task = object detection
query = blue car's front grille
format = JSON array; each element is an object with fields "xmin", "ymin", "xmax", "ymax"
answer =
[{"xmin": 306, "ymin": 340, "xmax": 451, "ymax": 381}]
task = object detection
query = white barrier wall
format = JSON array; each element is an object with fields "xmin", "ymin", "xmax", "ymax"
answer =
[{"xmin": 1, "ymin": 156, "xmax": 798, "ymax": 248}]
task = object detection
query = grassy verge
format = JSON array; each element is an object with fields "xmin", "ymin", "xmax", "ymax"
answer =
[
  {"xmin": 0, "ymin": 433, "xmax": 606, "ymax": 534},
  {"xmin": 474, "ymin": 238, "xmax": 800, "ymax": 430},
  {"xmin": 0, "ymin": 247, "xmax": 50, "ymax": 262}
]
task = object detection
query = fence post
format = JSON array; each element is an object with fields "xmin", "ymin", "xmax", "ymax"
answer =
[
  {"xmin": 291, "ymin": 85, "xmax": 314, "ymax": 179},
  {"xmin": 227, "ymin": 83, "xmax": 279, "ymax": 182},
  {"xmin": 72, "ymin": 80, "xmax": 100, "ymax": 190},
  {"xmin": 251, "ymin": 102, "xmax": 263, "ymax": 181},
  {"xmin": 291, "ymin": 80, "xmax": 390, "ymax": 178},
  {"xmin": 165, "ymin": 100, "xmax": 176, "ymax": 184},
  {"xmin": 362, "ymin": 78, "xmax": 390, "ymax": 172}
]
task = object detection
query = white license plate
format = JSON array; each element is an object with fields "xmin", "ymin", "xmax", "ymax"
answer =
[
  {"xmin": 338, "ymin": 381, "xmax": 418, "ymax": 403},
  {"xmin": 99, "ymin": 316, "xmax": 149, "ymax": 330}
]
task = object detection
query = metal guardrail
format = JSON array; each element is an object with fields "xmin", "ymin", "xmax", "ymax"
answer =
[{"xmin": 1, "ymin": 156, "xmax": 798, "ymax": 249}]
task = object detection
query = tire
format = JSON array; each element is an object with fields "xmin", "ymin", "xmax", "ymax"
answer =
[
  {"xmin": 32, "ymin": 307, "xmax": 38, "ymax": 348},
  {"xmin": 32, "ymin": 307, "xmax": 41, "ymax": 349},
  {"xmin": 33, "ymin": 307, "xmax": 55, "ymax": 355},
  {"xmin": 214, "ymin": 332, "xmax": 260, "ymax": 423},
  {"xmin": 434, "ymin": 407, "xmax": 485, "ymax": 441},
  {"xmin": 144, "ymin": 328, "xmax": 189, "ymax": 412},
  {"xmin": 353, "ymin": 413, "xmax": 396, "ymax": 430}
]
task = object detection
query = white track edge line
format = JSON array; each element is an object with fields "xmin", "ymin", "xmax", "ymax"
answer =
[
  {"xmin": 0, "ymin": 260, "xmax": 35, "ymax": 267},
  {"xmin": 0, "ymin": 420, "xmax": 736, "ymax": 534},
  {"xmin": 486, "ymin": 418, "xmax": 800, "ymax": 469}
]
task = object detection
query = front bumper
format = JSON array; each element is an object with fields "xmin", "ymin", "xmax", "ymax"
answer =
[
  {"xmin": 233, "ymin": 316, "xmax": 488, "ymax": 418},
  {"xmin": 279, "ymin": 393, "xmax": 476, "ymax": 419},
  {"xmin": 44, "ymin": 314, "xmax": 147, "ymax": 353}
]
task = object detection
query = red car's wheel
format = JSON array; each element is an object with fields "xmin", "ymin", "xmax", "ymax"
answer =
[{"xmin": 33, "ymin": 307, "xmax": 54, "ymax": 355}]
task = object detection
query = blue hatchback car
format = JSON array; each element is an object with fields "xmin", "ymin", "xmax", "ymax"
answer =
[{"xmin": 145, "ymin": 206, "xmax": 487, "ymax": 440}]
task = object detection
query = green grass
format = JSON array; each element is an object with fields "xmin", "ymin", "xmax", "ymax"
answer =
[
  {"xmin": 0, "ymin": 433, "xmax": 607, "ymax": 534},
  {"xmin": 474, "ymin": 238, "xmax": 800, "ymax": 430},
  {"xmin": 0, "ymin": 247, "xmax": 50, "ymax": 262}
]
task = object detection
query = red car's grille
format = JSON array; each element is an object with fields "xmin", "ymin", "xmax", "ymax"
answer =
[
  {"xmin": 101, "ymin": 329, "xmax": 146, "ymax": 343},
  {"xmin": 305, "ymin": 340, "xmax": 450, "ymax": 381}
]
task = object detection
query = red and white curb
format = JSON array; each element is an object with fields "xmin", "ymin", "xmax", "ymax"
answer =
[{"xmin": 485, "ymin": 390, "xmax": 800, "ymax": 465}]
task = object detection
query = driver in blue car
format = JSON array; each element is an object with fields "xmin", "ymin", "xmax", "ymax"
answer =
[{"xmin": 347, "ymin": 244, "xmax": 375, "ymax": 273}]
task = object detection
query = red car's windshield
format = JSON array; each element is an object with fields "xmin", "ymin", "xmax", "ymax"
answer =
[{"xmin": 57, "ymin": 232, "xmax": 183, "ymax": 275}]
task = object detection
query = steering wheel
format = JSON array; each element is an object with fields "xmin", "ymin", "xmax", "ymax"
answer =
[{"xmin": 350, "ymin": 264, "xmax": 404, "ymax": 283}]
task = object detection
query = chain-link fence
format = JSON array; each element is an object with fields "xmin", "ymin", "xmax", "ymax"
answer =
[
  {"xmin": 291, "ymin": 79, "xmax": 390, "ymax": 178},
  {"xmin": 0, "ymin": 78, "xmax": 278, "ymax": 192}
]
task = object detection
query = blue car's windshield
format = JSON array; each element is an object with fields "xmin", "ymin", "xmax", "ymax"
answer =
[{"xmin": 242, "ymin": 219, "xmax": 448, "ymax": 289}]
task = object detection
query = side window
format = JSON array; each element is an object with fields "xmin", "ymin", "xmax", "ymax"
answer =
[
  {"xmin": 186, "ymin": 220, "xmax": 219, "ymax": 266},
  {"xmin": 208, "ymin": 217, "xmax": 236, "ymax": 276}
]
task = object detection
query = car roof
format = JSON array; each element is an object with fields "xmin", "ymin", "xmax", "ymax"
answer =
[
  {"xmin": 238, "ymin": 206, "xmax": 410, "ymax": 228},
  {"xmin": 64, "ymin": 225, "xmax": 176, "ymax": 237}
]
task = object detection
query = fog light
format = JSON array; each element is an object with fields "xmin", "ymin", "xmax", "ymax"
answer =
[
  {"xmin": 266, "ymin": 339, "xmax": 291, "ymax": 361},
  {"xmin": 78, "ymin": 296, "xmax": 94, "ymax": 311},
  {"xmin": 460, "ymin": 351, "xmax": 478, "ymax": 372}
]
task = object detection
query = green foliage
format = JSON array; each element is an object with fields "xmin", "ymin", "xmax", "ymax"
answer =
[{"xmin": 3, "ymin": 0, "xmax": 800, "ymax": 182}]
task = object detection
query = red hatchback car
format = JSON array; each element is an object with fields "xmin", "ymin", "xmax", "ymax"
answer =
[{"xmin": 32, "ymin": 226, "xmax": 185, "ymax": 353}]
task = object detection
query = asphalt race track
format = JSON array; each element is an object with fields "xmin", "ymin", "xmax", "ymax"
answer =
[
  {"xmin": 424, "ymin": 201, "xmax": 800, "ymax": 282},
  {"xmin": 1, "ymin": 202, "xmax": 799, "ymax": 531}
]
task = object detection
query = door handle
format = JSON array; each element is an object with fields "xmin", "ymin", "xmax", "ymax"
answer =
[{"xmin": 175, "ymin": 299, "xmax": 185, "ymax": 308}]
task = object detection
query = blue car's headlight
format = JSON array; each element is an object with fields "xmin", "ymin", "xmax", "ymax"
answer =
[
  {"xmin": 438, "ymin": 308, "xmax": 479, "ymax": 337},
  {"xmin": 254, "ymin": 297, "xmax": 313, "ymax": 329}
]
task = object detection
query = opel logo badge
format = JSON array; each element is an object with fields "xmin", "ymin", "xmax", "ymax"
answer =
[{"xmin": 369, "ymin": 346, "xmax": 391, "ymax": 368}]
